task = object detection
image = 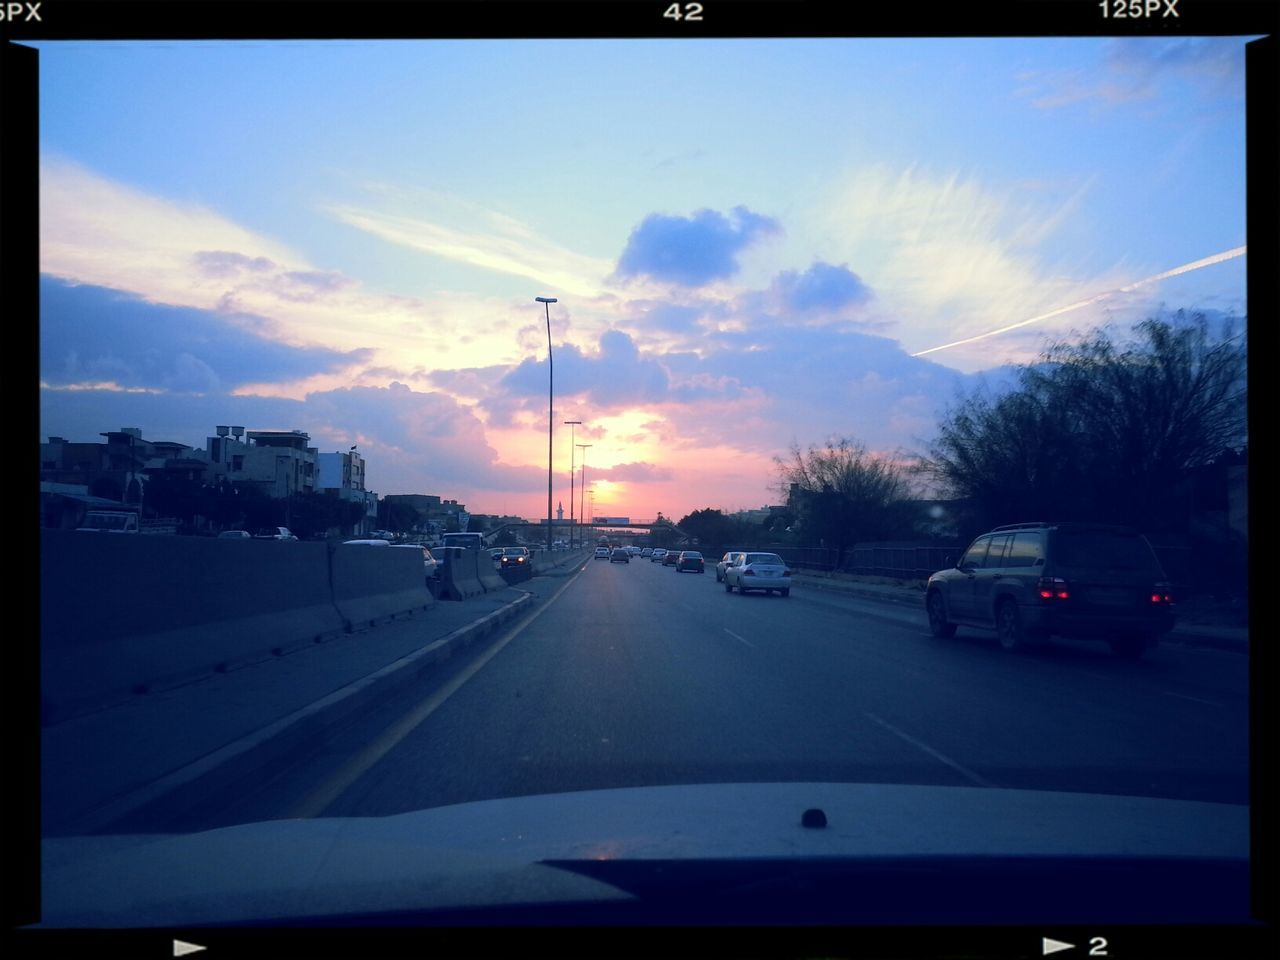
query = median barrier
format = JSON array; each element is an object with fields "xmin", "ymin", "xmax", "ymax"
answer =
[
  {"xmin": 477, "ymin": 552, "xmax": 508, "ymax": 592},
  {"xmin": 438, "ymin": 546, "xmax": 484, "ymax": 601},
  {"xmin": 330, "ymin": 541, "xmax": 435, "ymax": 630},
  {"xmin": 40, "ymin": 529, "xmax": 347, "ymax": 726}
]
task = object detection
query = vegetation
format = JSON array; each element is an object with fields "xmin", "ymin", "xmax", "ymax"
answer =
[{"xmin": 923, "ymin": 313, "xmax": 1246, "ymax": 540}]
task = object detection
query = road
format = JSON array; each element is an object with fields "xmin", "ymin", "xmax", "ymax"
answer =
[{"xmin": 153, "ymin": 553, "xmax": 1249, "ymax": 833}]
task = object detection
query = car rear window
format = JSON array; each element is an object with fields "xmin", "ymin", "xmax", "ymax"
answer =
[
  {"xmin": 745, "ymin": 554, "xmax": 782, "ymax": 565},
  {"xmin": 1052, "ymin": 530, "xmax": 1162, "ymax": 572}
]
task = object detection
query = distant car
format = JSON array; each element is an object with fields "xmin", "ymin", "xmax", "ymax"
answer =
[
  {"xmin": 254, "ymin": 527, "xmax": 298, "ymax": 541},
  {"xmin": 216, "ymin": 530, "xmax": 251, "ymax": 539},
  {"xmin": 724, "ymin": 552, "xmax": 792, "ymax": 597},
  {"xmin": 594, "ymin": 546, "xmax": 610, "ymax": 560},
  {"xmin": 715, "ymin": 552, "xmax": 744, "ymax": 582},
  {"xmin": 675, "ymin": 551, "xmax": 705, "ymax": 573},
  {"xmin": 610, "ymin": 547, "xmax": 630, "ymax": 563},
  {"xmin": 662, "ymin": 550, "xmax": 680, "ymax": 566},
  {"xmin": 641, "ymin": 548, "xmax": 653, "ymax": 558},
  {"xmin": 391, "ymin": 543, "xmax": 440, "ymax": 580},
  {"xmin": 650, "ymin": 549, "xmax": 667, "ymax": 563},
  {"xmin": 924, "ymin": 521, "xmax": 1176, "ymax": 658},
  {"xmin": 343, "ymin": 539, "xmax": 391, "ymax": 546}
]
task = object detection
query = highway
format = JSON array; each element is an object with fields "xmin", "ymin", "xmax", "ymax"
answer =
[{"xmin": 149, "ymin": 551, "xmax": 1249, "ymax": 835}]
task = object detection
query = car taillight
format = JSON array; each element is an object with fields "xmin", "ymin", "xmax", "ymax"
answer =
[
  {"xmin": 744, "ymin": 569, "xmax": 755, "ymax": 576},
  {"xmin": 1150, "ymin": 582, "xmax": 1174, "ymax": 605},
  {"xmin": 1037, "ymin": 577, "xmax": 1070, "ymax": 601},
  {"xmin": 783, "ymin": 569, "xmax": 792, "ymax": 577}
]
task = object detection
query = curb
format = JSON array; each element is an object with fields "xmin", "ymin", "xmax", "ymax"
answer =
[{"xmin": 63, "ymin": 591, "xmax": 538, "ymax": 836}]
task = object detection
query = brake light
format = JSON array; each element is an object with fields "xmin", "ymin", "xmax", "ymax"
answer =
[
  {"xmin": 783, "ymin": 569, "xmax": 792, "ymax": 577},
  {"xmin": 1150, "ymin": 582, "xmax": 1174, "ymax": 605},
  {"xmin": 1037, "ymin": 577, "xmax": 1070, "ymax": 601},
  {"xmin": 744, "ymin": 569, "xmax": 755, "ymax": 576}
]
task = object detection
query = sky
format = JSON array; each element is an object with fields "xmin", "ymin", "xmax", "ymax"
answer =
[{"xmin": 32, "ymin": 36, "xmax": 1252, "ymax": 522}]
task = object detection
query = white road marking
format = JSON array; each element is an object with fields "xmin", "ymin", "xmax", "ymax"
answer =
[
  {"xmin": 288, "ymin": 563, "xmax": 589, "ymax": 818},
  {"xmin": 724, "ymin": 629, "xmax": 754, "ymax": 648},
  {"xmin": 864, "ymin": 712, "xmax": 998, "ymax": 788}
]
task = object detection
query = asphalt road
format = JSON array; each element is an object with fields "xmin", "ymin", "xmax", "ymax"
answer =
[{"xmin": 162, "ymin": 553, "xmax": 1249, "ymax": 833}]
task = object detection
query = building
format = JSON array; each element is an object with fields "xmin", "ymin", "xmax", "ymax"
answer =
[
  {"xmin": 317, "ymin": 447, "xmax": 377, "ymax": 536},
  {"xmin": 201, "ymin": 426, "xmax": 317, "ymax": 499}
]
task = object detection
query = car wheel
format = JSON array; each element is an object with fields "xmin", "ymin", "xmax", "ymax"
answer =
[
  {"xmin": 715, "ymin": 571, "xmax": 722, "ymax": 582},
  {"xmin": 725, "ymin": 580, "xmax": 733, "ymax": 592},
  {"xmin": 781, "ymin": 588, "xmax": 789, "ymax": 597},
  {"xmin": 995, "ymin": 599, "xmax": 1028, "ymax": 653},
  {"xmin": 926, "ymin": 591, "xmax": 957, "ymax": 638},
  {"xmin": 1109, "ymin": 634, "xmax": 1149, "ymax": 659}
]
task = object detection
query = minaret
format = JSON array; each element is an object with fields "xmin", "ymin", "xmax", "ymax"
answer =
[{"xmin": 556, "ymin": 501, "xmax": 564, "ymax": 521}]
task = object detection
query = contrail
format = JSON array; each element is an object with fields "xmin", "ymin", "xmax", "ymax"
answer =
[{"xmin": 910, "ymin": 246, "xmax": 1247, "ymax": 357}]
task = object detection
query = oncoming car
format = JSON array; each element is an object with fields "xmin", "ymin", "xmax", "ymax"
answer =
[
  {"xmin": 723, "ymin": 553, "xmax": 792, "ymax": 596},
  {"xmin": 924, "ymin": 522, "xmax": 1176, "ymax": 658}
]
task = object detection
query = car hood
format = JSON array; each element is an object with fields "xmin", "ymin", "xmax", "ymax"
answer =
[{"xmin": 37, "ymin": 782, "xmax": 1248, "ymax": 927}]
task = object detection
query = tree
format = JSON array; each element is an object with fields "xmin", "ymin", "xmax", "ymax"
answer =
[
  {"xmin": 773, "ymin": 437, "xmax": 913, "ymax": 553},
  {"xmin": 925, "ymin": 313, "xmax": 1246, "ymax": 536},
  {"xmin": 677, "ymin": 508, "xmax": 742, "ymax": 547}
]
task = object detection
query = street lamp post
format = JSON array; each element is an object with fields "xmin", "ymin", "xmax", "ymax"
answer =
[
  {"xmin": 577, "ymin": 443, "xmax": 592, "ymax": 547},
  {"xmin": 564, "ymin": 420, "xmax": 582, "ymax": 549},
  {"xmin": 536, "ymin": 296, "xmax": 558, "ymax": 554}
]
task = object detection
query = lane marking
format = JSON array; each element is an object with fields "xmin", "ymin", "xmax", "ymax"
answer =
[
  {"xmin": 724, "ymin": 629, "xmax": 754, "ymax": 648},
  {"xmin": 1161, "ymin": 690, "xmax": 1223, "ymax": 707},
  {"xmin": 287, "ymin": 562, "xmax": 590, "ymax": 819},
  {"xmin": 864, "ymin": 712, "xmax": 998, "ymax": 789}
]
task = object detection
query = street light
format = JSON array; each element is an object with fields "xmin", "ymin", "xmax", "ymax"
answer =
[
  {"xmin": 577, "ymin": 443, "xmax": 592, "ymax": 546},
  {"xmin": 564, "ymin": 420, "xmax": 582, "ymax": 549},
  {"xmin": 536, "ymin": 296, "xmax": 558, "ymax": 553}
]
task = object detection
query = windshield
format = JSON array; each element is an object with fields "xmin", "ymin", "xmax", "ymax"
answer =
[{"xmin": 30, "ymin": 23, "xmax": 1257, "ymax": 940}]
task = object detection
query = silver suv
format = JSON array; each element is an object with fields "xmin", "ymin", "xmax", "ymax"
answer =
[{"xmin": 924, "ymin": 522, "xmax": 1175, "ymax": 658}]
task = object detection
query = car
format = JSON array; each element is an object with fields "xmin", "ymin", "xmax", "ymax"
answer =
[
  {"xmin": 923, "ymin": 522, "xmax": 1176, "ymax": 658},
  {"xmin": 715, "ymin": 551, "xmax": 744, "ymax": 582},
  {"xmin": 609, "ymin": 547, "xmax": 630, "ymax": 563},
  {"xmin": 662, "ymin": 550, "xmax": 680, "ymax": 566},
  {"xmin": 723, "ymin": 552, "xmax": 792, "ymax": 596},
  {"xmin": 391, "ymin": 543, "xmax": 440, "ymax": 580},
  {"xmin": 216, "ymin": 530, "xmax": 251, "ymax": 539},
  {"xmin": 254, "ymin": 526, "xmax": 298, "ymax": 541},
  {"xmin": 640, "ymin": 547, "xmax": 653, "ymax": 558},
  {"xmin": 675, "ymin": 551, "xmax": 705, "ymax": 573},
  {"xmin": 594, "ymin": 546, "xmax": 610, "ymax": 560},
  {"xmin": 498, "ymin": 546, "xmax": 532, "ymax": 569},
  {"xmin": 650, "ymin": 549, "xmax": 667, "ymax": 563}
]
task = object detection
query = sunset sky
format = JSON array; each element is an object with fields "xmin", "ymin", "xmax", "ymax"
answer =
[{"xmin": 33, "ymin": 36, "xmax": 1251, "ymax": 521}]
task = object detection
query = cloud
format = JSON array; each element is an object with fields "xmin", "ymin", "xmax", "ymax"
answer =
[
  {"xmin": 40, "ymin": 276, "xmax": 371, "ymax": 394},
  {"xmin": 327, "ymin": 196, "xmax": 613, "ymax": 298},
  {"xmin": 1017, "ymin": 37, "xmax": 1246, "ymax": 111},
  {"xmin": 613, "ymin": 205, "xmax": 781, "ymax": 288},
  {"xmin": 768, "ymin": 261, "xmax": 872, "ymax": 314},
  {"xmin": 596, "ymin": 462, "xmax": 675, "ymax": 483}
]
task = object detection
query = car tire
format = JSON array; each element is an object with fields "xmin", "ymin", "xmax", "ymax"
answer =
[
  {"xmin": 715, "ymin": 571, "xmax": 722, "ymax": 582},
  {"xmin": 995, "ymin": 599, "xmax": 1029, "ymax": 653},
  {"xmin": 725, "ymin": 580, "xmax": 733, "ymax": 593},
  {"xmin": 926, "ymin": 591, "xmax": 958, "ymax": 638},
  {"xmin": 781, "ymin": 588, "xmax": 789, "ymax": 597},
  {"xmin": 1109, "ymin": 634, "xmax": 1149, "ymax": 659}
]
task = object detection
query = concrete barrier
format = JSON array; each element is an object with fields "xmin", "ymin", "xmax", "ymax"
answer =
[
  {"xmin": 41, "ymin": 529, "xmax": 347, "ymax": 725},
  {"xmin": 330, "ymin": 541, "xmax": 435, "ymax": 630},
  {"xmin": 477, "ymin": 552, "xmax": 508, "ymax": 592},
  {"xmin": 437, "ymin": 546, "xmax": 484, "ymax": 601}
]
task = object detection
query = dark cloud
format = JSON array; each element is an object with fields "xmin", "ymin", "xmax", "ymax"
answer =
[
  {"xmin": 192, "ymin": 251, "xmax": 278, "ymax": 277},
  {"xmin": 770, "ymin": 262, "xmax": 872, "ymax": 313},
  {"xmin": 597, "ymin": 462, "xmax": 674, "ymax": 483},
  {"xmin": 613, "ymin": 205, "xmax": 781, "ymax": 287},
  {"xmin": 40, "ymin": 276, "xmax": 372, "ymax": 393}
]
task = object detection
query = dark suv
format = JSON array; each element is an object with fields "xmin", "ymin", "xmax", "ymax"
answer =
[{"xmin": 924, "ymin": 522, "xmax": 1175, "ymax": 658}]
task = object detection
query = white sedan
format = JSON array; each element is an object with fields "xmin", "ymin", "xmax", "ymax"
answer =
[
  {"xmin": 594, "ymin": 546, "xmax": 611, "ymax": 560},
  {"xmin": 723, "ymin": 552, "xmax": 792, "ymax": 597}
]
